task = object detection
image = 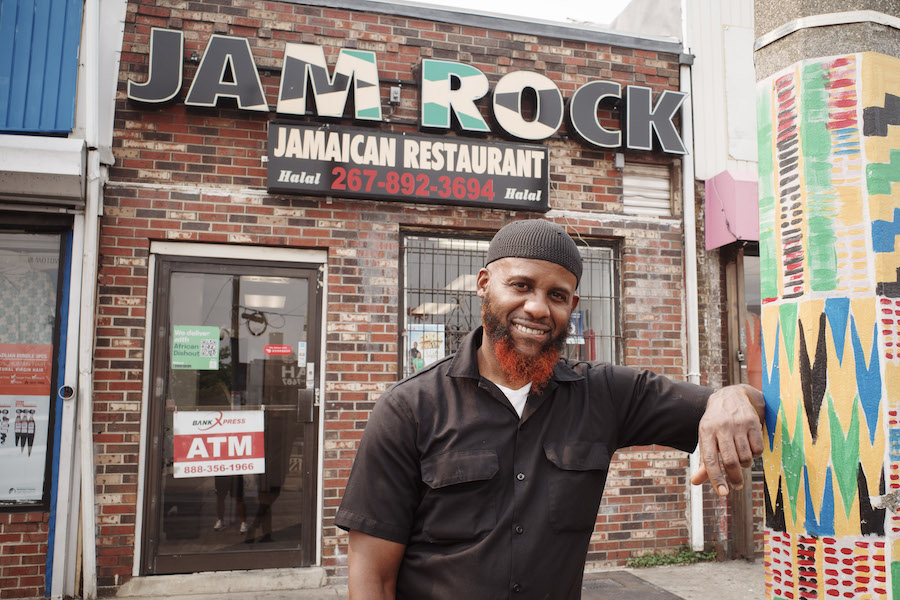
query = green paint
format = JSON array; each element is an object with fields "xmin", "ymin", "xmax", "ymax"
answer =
[
  {"xmin": 867, "ymin": 149, "xmax": 900, "ymax": 196},
  {"xmin": 801, "ymin": 61, "xmax": 838, "ymax": 292},
  {"xmin": 757, "ymin": 84, "xmax": 778, "ymax": 301},
  {"xmin": 892, "ymin": 562, "xmax": 900, "ymax": 598},
  {"xmin": 422, "ymin": 60, "xmax": 485, "ymax": 82},
  {"xmin": 780, "ymin": 303, "xmax": 799, "ymax": 373},
  {"xmin": 423, "ymin": 102, "xmax": 450, "ymax": 128},
  {"xmin": 781, "ymin": 402, "xmax": 805, "ymax": 524},
  {"xmin": 827, "ymin": 394, "xmax": 860, "ymax": 517},
  {"xmin": 456, "ymin": 110, "xmax": 491, "ymax": 131},
  {"xmin": 357, "ymin": 107, "xmax": 380, "ymax": 119},
  {"xmin": 344, "ymin": 50, "xmax": 375, "ymax": 63}
]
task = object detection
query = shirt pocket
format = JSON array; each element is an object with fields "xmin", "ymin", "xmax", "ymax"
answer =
[
  {"xmin": 543, "ymin": 441, "xmax": 611, "ymax": 533},
  {"xmin": 420, "ymin": 449, "xmax": 500, "ymax": 543}
]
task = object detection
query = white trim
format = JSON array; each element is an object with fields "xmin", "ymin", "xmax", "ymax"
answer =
[
  {"xmin": 132, "ymin": 253, "xmax": 156, "ymax": 576},
  {"xmin": 754, "ymin": 10, "xmax": 900, "ymax": 51},
  {"xmin": 51, "ymin": 217, "xmax": 86, "ymax": 599},
  {"xmin": 150, "ymin": 241, "xmax": 328, "ymax": 264},
  {"xmin": 315, "ymin": 263, "xmax": 327, "ymax": 566}
]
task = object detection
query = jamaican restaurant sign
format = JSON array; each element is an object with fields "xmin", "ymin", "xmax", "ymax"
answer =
[{"xmin": 127, "ymin": 28, "xmax": 688, "ymax": 211}]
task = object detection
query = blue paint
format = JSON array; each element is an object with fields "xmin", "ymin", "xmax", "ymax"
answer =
[
  {"xmin": 825, "ymin": 298, "xmax": 850, "ymax": 366},
  {"xmin": 762, "ymin": 321, "xmax": 781, "ymax": 450},
  {"xmin": 0, "ymin": 0, "xmax": 83, "ymax": 132},
  {"xmin": 804, "ymin": 465, "xmax": 835, "ymax": 536},
  {"xmin": 891, "ymin": 428, "xmax": 900, "ymax": 462},
  {"xmin": 45, "ymin": 230, "xmax": 72, "ymax": 596},
  {"xmin": 851, "ymin": 317, "xmax": 882, "ymax": 443},
  {"xmin": 872, "ymin": 208, "xmax": 900, "ymax": 253}
]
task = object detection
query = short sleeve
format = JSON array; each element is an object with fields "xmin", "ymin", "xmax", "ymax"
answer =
[
  {"xmin": 334, "ymin": 390, "xmax": 421, "ymax": 544},
  {"xmin": 606, "ymin": 365, "xmax": 712, "ymax": 452}
]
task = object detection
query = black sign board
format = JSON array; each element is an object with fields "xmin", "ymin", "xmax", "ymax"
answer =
[{"xmin": 267, "ymin": 123, "xmax": 549, "ymax": 212}]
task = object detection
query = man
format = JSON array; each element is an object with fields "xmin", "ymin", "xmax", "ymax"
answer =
[{"xmin": 335, "ymin": 219, "xmax": 764, "ymax": 599}]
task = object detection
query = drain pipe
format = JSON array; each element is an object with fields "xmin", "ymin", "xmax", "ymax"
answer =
[
  {"xmin": 680, "ymin": 0, "xmax": 704, "ymax": 552},
  {"xmin": 79, "ymin": 0, "xmax": 101, "ymax": 595}
]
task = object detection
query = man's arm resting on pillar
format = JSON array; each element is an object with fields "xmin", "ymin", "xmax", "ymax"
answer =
[
  {"xmin": 690, "ymin": 383, "xmax": 765, "ymax": 496},
  {"xmin": 348, "ymin": 529, "xmax": 406, "ymax": 600}
]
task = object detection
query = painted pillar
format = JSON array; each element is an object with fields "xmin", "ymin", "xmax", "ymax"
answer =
[{"xmin": 755, "ymin": 3, "xmax": 900, "ymax": 599}]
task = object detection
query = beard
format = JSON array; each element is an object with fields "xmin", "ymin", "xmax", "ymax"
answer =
[{"xmin": 481, "ymin": 294, "xmax": 568, "ymax": 393}]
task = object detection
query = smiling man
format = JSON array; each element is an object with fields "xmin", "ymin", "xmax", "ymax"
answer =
[{"xmin": 335, "ymin": 219, "xmax": 764, "ymax": 599}]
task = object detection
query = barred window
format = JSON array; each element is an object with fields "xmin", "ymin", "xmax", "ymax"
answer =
[{"xmin": 401, "ymin": 233, "xmax": 620, "ymax": 377}]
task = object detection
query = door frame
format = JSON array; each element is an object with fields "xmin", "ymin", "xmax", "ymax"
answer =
[{"xmin": 133, "ymin": 243, "xmax": 327, "ymax": 576}]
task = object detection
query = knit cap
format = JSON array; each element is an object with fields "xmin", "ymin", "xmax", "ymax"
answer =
[{"xmin": 485, "ymin": 219, "xmax": 582, "ymax": 284}]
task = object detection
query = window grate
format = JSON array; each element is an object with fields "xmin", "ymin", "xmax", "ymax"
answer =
[{"xmin": 401, "ymin": 232, "xmax": 621, "ymax": 377}]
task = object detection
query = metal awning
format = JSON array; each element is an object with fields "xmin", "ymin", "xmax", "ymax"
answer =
[{"xmin": 0, "ymin": 135, "xmax": 86, "ymax": 209}]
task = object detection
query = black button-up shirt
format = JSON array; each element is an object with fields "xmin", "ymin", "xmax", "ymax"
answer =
[{"xmin": 335, "ymin": 328, "xmax": 711, "ymax": 599}]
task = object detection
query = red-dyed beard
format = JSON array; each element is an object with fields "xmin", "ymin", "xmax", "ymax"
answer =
[{"xmin": 481, "ymin": 295, "xmax": 568, "ymax": 393}]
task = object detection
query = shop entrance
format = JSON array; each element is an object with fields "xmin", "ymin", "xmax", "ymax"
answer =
[{"xmin": 142, "ymin": 256, "xmax": 321, "ymax": 574}]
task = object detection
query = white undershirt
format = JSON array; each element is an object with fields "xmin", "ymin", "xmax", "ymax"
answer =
[{"xmin": 494, "ymin": 381, "xmax": 532, "ymax": 418}]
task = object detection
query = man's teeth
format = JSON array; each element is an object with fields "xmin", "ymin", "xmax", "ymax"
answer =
[{"xmin": 515, "ymin": 324, "xmax": 544, "ymax": 335}]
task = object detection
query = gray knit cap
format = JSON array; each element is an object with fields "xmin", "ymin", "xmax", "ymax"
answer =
[{"xmin": 485, "ymin": 220, "xmax": 582, "ymax": 284}]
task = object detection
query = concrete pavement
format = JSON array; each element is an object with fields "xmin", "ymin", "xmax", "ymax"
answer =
[{"xmin": 115, "ymin": 559, "xmax": 764, "ymax": 599}]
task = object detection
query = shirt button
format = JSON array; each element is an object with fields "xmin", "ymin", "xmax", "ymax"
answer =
[
  {"xmin": 512, "ymin": 584, "xmax": 522, "ymax": 593},
  {"xmin": 516, "ymin": 472, "xmax": 526, "ymax": 481},
  {"xmin": 515, "ymin": 525, "xmax": 524, "ymax": 534}
]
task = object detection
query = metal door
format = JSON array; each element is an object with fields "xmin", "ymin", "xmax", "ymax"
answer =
[{"xmin": 142, "ymin": 256, "xmax": 321, "ymax": 574}]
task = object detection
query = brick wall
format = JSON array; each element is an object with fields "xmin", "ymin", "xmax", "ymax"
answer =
[
  {"xmin": 0, "ymin": 512, "xmax": 48, "ymax": 598},
  {"xmin": 93, "ymin": 0, "xmax": 704, "ymax": 593}
]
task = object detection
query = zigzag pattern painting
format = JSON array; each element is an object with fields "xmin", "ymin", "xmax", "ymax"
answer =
[{"xmin": 759, "ymin": 52, "xmax": 900, "ymax": 599}]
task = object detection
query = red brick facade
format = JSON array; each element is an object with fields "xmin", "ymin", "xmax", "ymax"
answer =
[
  {"xmin": 0, "ymin": 512, "xmax": 48, "ymax": 598},
  {"xmin": 66, "ymin": 0, "xmax": 747, "ymax": 595}
]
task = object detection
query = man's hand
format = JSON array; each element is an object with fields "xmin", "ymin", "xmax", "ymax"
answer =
[{"xmin": 689, "ymin": 384, "xmax": 765, "ymax": 496}]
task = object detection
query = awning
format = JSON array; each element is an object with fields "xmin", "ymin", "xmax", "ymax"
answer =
[
  {"xmin": 705, "ymin": 169, "xmax": 758, "ymax": 250},
  {"xmin": 0, "ymin": 135, "xmax": 86, "ymax": 209}
]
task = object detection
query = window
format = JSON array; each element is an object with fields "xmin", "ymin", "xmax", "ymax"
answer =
[
  {"xmin": 401, "ymin": 233, "xmax": 620, "ymax": 377},
  {"xmin": 623, "ymin": 163, "xmax": 672, "ymax": 217},
  {"xmin": 0, "ymin": 231, "xmax": 63, "ymax": 507}
]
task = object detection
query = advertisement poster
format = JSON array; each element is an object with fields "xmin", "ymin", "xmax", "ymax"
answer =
[
  {"xmin": 408, "ymin": 324, "xmax": 445, "ymax": 372},
  {"xmin": 172, "ymin": 410, "xmax": 265, "ymax": 478},
  {"xmin": 0, "ymin": 344, "xmax": 53, "ymax": 396},
  {"xmin": 0, "ymin": 395, "xmax": 50, "ymax": 502},
  {"xmin": 171, "ymin": 326, "xmax": 220, "ymax": 370}
]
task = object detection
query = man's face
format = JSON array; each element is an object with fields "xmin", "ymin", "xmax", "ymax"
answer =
[
  {"xmin": 477, "ymin": 257, "xmax": 579, "ymax": 356},
  {"xmin": 476, "ymin": 257, "xmax": 579, "ymax": 388}
]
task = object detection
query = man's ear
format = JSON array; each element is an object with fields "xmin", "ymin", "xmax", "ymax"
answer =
[
  {"xmin": 571, "ymin": 293, "xmax": 580, "ymax": 312},
  {"xmin": 476, "ymin": 268, "xmax": 490, "ymax": 298}
]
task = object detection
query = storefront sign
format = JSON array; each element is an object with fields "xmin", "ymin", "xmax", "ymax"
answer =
[
  {"xmin": 127, "ymin": 29, "xmax": 687, "ymax": 155},
  {"xmin": 172, "ymin": 410, "xmax": 265, "ymax": 478},
  {"xmin": 171, "ymin": 325, "xmax": 220, "ymax": 370},
  {"xmin": 268, "ymin": 123, "xmax": 548, "ymax": 211}
]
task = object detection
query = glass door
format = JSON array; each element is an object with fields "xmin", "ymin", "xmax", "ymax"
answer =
[{"xmin": 142, "ymin": 256, "xmax": 321, "ymax": 574}]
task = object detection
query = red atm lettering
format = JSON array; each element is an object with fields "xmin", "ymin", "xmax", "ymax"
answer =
[{"xmin": 175, "ymin": 431, "xmax": 264, "ymax": 462}]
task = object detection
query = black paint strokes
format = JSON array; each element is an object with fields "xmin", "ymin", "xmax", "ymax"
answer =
[
  {"xmin": 799, "ymin": 314, "xmax": 828, "ymax": 442},
  {"xmin": 863, "ymin": 93, "xmax": 900, "ymax": 137}
]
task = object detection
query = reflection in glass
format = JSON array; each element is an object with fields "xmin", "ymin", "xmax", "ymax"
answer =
[{"xmin": 158, "ymin": 271, "xmax": 309, "ymax": 556}]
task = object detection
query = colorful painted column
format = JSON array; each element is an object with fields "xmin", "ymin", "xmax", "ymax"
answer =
[{"xmin": 757, "ymin": 51, "xmax": 900, "ymax": 599}]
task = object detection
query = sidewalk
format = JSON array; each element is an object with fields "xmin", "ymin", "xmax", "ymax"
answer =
[{"xmin": 116, "ymin": 559, "xmax": 764, "ymax": 600}]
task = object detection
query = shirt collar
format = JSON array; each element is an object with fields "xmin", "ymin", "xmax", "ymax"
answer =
[{"xmin": 447, "ymin": 327, "xmax": 584, "ymax": 383}]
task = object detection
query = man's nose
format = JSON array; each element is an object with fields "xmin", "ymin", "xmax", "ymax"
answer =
[{"xmin": 523, "ymin": 295, "xmax": 550, "ymax": 319}]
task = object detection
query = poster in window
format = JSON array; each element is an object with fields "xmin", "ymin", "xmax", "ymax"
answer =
[
  {"xmin": 172, "ymin": 325, "xmax": 220, "ymax": 370},
  {"xmin": 172, "ymin": 410, "xmax": 265, "ymax": 478},
  {"xmin": 0, "ymin": 395, "xmax": 51, "ymax": 501},
  {"xmin": 408, "ymin": 324, "xmax": 445, "ymax": 372}
]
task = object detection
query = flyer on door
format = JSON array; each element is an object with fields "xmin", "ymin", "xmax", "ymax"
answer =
[{"xmin": 172, "ymin": 410, "xmax": 265, "ymax": 478}]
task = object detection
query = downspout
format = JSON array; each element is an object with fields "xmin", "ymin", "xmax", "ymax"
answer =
[
  {"xmin": 680, "ymin": 0, "xmax": 704, "ymax": 552},
  {"xmin": 79, "ymin": 0, "xmax": 101, "ymax": 595}
]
